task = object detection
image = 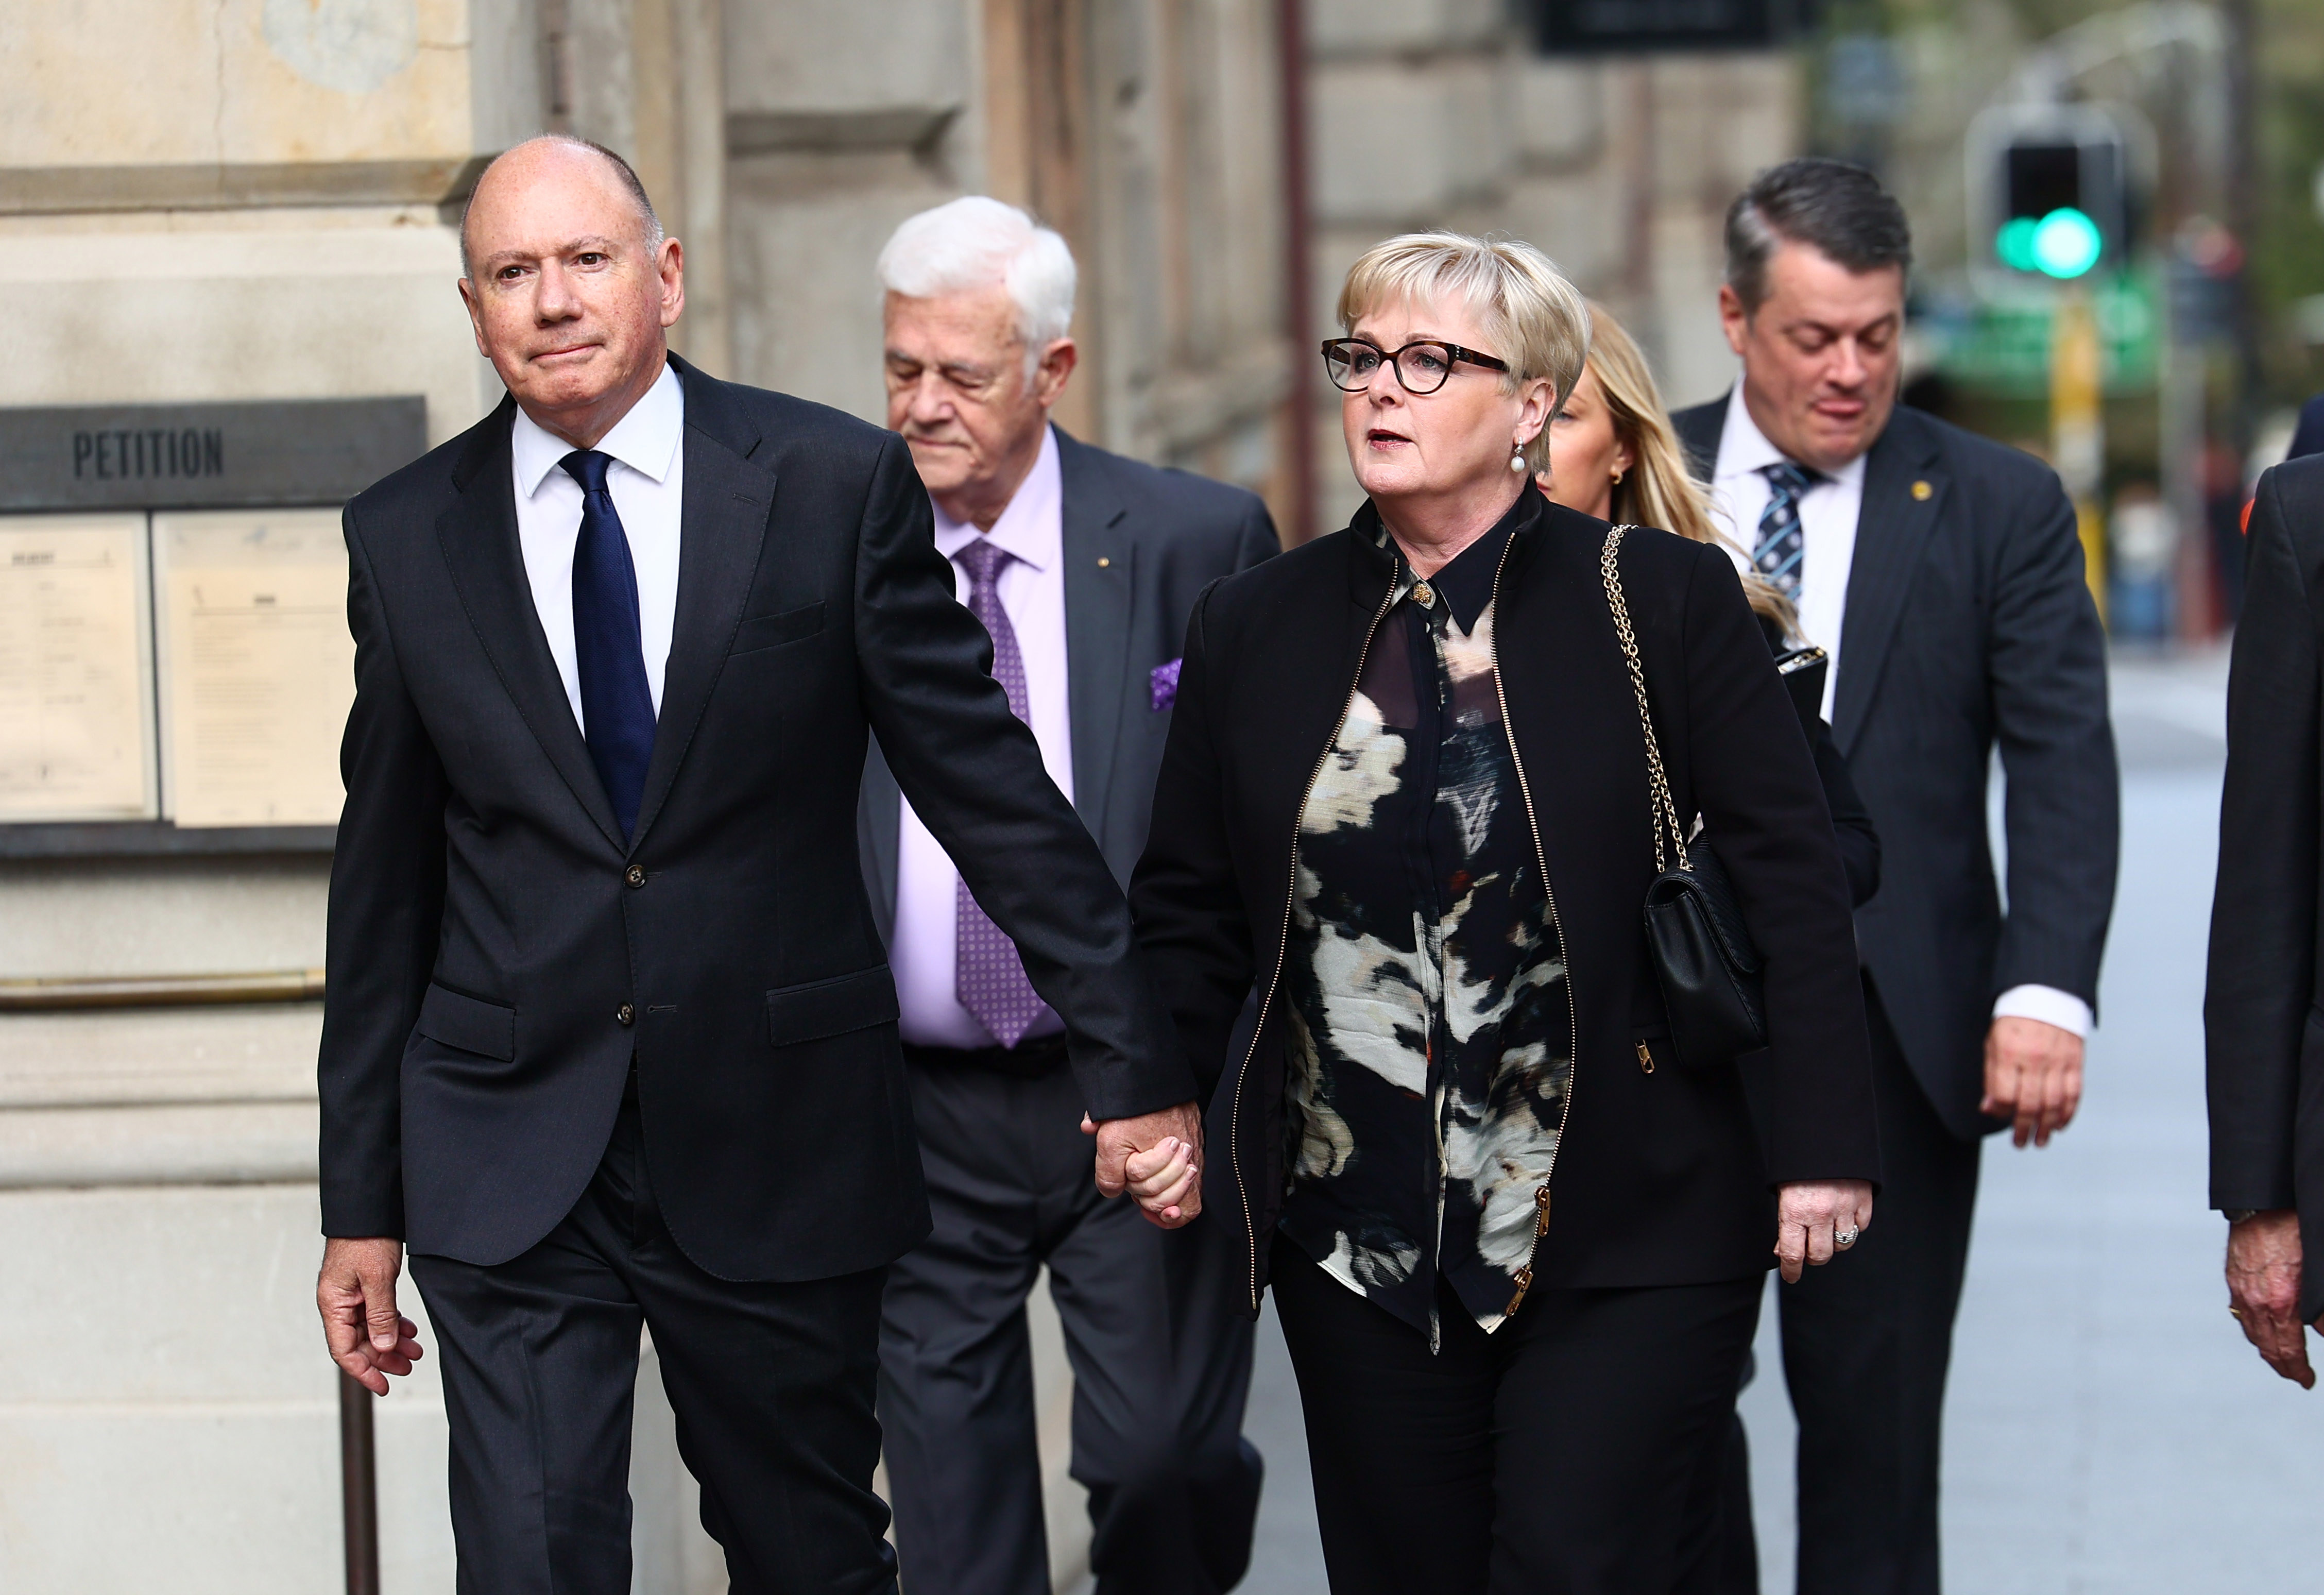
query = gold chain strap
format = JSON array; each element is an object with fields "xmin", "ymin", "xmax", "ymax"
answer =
[{"xmin": 1599, "ymin": 525, "xmax": 1690, "ymax": 874}]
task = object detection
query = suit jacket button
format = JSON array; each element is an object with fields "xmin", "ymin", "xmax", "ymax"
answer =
[
  {"xmin": 625, "ymin": 865, "xmax": 646, "ymax": 888},
  {"xmin": 617, "ymin": 1003, "xmax": 636, "ymax": 1026}
]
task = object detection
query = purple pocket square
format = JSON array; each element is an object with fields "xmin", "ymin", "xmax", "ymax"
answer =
[{"xmin": 1150, "ymin": 657, "xmax": 1183, "ymax": 712}]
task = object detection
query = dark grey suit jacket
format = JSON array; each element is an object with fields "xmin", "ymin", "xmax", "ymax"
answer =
[
  {"xmin": 2208, "ymin": 454, "xmax": 2324, "ymax": 1312},
  {"xmin": 1674, "ymin": 397, "xmax": 2119, "ymax": 1139},
  {"xmin": 321, "ymin": 362, "xmax": 1188, "ymax": 1282},
  {"xmin": 858, "ymin": 427, "xmax": 1278, "ymax": 946}
]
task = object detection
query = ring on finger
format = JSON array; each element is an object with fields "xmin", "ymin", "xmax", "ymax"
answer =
[{"xmin": 1834, "ymin": 1226, "xmax": 1860, "ymax": 1249}]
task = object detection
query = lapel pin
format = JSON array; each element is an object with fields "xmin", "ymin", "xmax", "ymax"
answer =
[
  {"xmin": 1097, "ymin": 556, "xmax": 1111, "ymax": 568},
  {"xmin": 1911, "ymin": 480, "xmax": 1933, "ymax": 501}
]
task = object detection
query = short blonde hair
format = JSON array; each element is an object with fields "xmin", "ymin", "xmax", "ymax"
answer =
[{"xmin": 1336, "ymin": 231, "xmax": 1590, "ymax": 473}]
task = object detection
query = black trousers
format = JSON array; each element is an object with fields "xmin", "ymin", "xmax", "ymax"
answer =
[
  {"xmin": 878, "ymin": 1050, "xmax": 1262, "ymax": 1595},
  {"xmin": 1723, "ymin": 979, "xmax": 1983, "ymax": 1595},
  {"xmin": 409, "ymin": 1077, "xmax": 897, "ymax": 1595},
  {"xmin": 1271, "ymin": 1234, "xmax": 1762, "ymax": 1595}
]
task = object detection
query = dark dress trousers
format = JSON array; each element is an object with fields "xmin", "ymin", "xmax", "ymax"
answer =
[
  {"xmin": 2208, "ymin": 453, "xmax": 2324, "ymax": 1316},
  {"xmin": 1131, "ymin": 491, "xmax": 1880, "ymax": 1591},
  {"xmin": 320, "ymin": 358, "xmax": 1190, "ymax": 1595},
  {"xmin": 856, "ymin": 429, "xmax": 1277, "ymax": 1595},
  {"xmin": 1673, "ymin": 397, "xmax": 2119, "ymax": 1595}
]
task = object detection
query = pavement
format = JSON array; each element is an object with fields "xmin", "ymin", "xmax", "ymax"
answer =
[{"xmin": 1235, "ymin": 644, "xmax": 2324, "ymax": 1592}]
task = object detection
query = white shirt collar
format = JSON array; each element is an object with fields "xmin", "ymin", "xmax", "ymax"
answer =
[
  {"xmin": 931, "ymin": 424, "xmax": 1063, "ymax": 573},
  {"xmin": 510, "ymin": 359, "xmax": 686, "ymax": 500},
  {"xmin": 1713, "ymin": 381, "xmax": 1869, "ymax": 492}
]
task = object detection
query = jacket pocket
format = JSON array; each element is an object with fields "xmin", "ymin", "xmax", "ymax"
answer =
[
  {"xmin": 765, "ymin": 965, "xmax": 899, "ymax": 1047},
  {"xmin": 730, "ymin": 601, "xmax": 826, "ymax": 656},
  {"xmin": 416, "ymin": 983, "xmax": 516, "ymax": 1060}
]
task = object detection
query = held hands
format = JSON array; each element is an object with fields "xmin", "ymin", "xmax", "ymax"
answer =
[
  {"xmin": 2226, "ymin": 1209, "xmax": 2314, "ymax": 1389},
  {"xmin": 1980, "ymin": 1016, "xmax": 2083, "ymax": 1148},
  {"xmin": 1775, "ymin": 1179, "xmax": 1874, "ymax": 1284},
  {"xmin": 1083, "ymin": 1100, "xmax": 1204, "ymax": 1229},
  {"xmin": 317, "ymin": 1236, "xmax": 424, "ymax": 1396}
]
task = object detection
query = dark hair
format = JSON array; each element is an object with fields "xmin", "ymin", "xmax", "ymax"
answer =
[
  {"xmin": 1723, "ymin": 158, "xmax": 1912, "ymax": 314},
  {"xmin": 459, "ymin": 134, "xmax": 664, "ymax": 279}
]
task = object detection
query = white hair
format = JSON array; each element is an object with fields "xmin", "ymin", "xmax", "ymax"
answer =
[{"xmin": 877, "ymin": 197, "xmax": 1077, "ymax": 376}]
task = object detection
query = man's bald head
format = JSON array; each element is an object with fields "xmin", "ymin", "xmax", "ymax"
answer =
[
  {"xmin": 460, "ymin": 135, "xmax": 663, "ymax": 281},
  {"xmin": 455, "ymin": 133, "xmax": 685, "ymax": 449}
]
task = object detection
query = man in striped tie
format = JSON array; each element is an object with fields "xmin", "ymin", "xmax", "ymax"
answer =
[
  {"xmin": 862, "ymin": 198, "xmax": 1278, "ymax": 1595},
  {"xmin": 1674, "ymin": 158, "xmax": 2116, "ymax": 1594}
]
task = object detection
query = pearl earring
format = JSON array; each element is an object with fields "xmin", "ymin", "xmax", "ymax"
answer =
[{"xmin": 1510, "ymin": 447, "xmax": 1527, "ymax": 473}]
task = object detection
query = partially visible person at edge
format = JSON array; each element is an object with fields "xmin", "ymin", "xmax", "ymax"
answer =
[
  {"xmin": 2208, "ymin": 451, "xmax": 2324, "ymax": 1386},
  {"xmin": 860, "ymin": 195, "xmax": 1273, "ymax": 1595},
  {"xmin": 1671, "ymin": 158, "xmax": 2118, "ymax": 1595},
  {"xmin": 312, "ymin": 136, "xmax": 1203, "ymax": 1594},
  {"xmin": 2287, "ymin": 394, "xmax": 2324, "ymax": 461},
  {"xmin": 1544, "ymin": 302, "xmax": 1885, "ymax": 1592},
  {"xmin": 1128, "ymin": 230, "xmax": 1881, "ymax": 1593}
]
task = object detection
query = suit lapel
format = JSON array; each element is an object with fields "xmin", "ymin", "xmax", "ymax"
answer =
[
  {"xmin": 1671, "ymin": 395, "xmax": 1729, "ymax": 483},
  {"xmin": 1834, "ymin": 410, "xmax": 1945, "ymax": 753},
  {"xmin": 434, "ymin": 399, "xmax": 626, "ymax": 851},
  {"xmin": 1059, "ymin": 430, "xmax": 1133, "ymax": 836},
  {"xmin": 627, "ymin": 360, "xmax": 774, "ymax": 853}
]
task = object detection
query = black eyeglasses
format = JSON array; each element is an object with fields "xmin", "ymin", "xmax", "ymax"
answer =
[{"xmin": 1321, "ymin": 337, "xmax": 1511, "ymax": 395}]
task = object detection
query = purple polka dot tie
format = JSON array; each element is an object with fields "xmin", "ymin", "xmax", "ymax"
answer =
[{"xmin": 954, "ymin": 539, "xmax": 1048, "ymax": 1048}]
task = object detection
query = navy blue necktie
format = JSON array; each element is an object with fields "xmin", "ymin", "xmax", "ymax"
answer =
[
  {"xmin": 1753, "ymin": 460, "xmax": 1820, "ymax": 600},
  {"xmin": 561, "ymin": 449, "xmax": 656, "ymax": 838}
]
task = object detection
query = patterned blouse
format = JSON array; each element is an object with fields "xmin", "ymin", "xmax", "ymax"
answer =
[{"xmin": 1276, "ymin": 508, "xmax": 1575, "ymax": 1345}]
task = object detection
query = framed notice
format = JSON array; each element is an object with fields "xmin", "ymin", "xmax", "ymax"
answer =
[
  {"xmin": 0, "ymin": 514, "xmax": 159, "ymax": 822},
  {"xmin": 151, "ymin": 510, "xmax": 353, "ymax": 828}
]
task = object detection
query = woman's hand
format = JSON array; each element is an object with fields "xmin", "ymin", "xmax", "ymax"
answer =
[{"xmin": 1774, "ymin": 1179, "xmax": 1874, "ymax": 1283}]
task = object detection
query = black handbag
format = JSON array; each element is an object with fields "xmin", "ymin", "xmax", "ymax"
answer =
[{"xmin": 1600, "ymin": 525, "xmax": 1768, "ymax": 1070}]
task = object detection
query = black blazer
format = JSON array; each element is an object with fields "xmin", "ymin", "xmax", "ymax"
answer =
[
  {"xmin": 2207, "ymin": 455, "xmax": 2324, "ymax": 1315},
  {"xmin": 319, "ymin": 358, "xmax": 1188, "ymax": 1281},
  {"xmin": 1130, "ymin": 490, "xmax": 1880, "ymax": 1314},
  {"xmin": 858, "ymin": 427, "xmax": 1279, "ymax": 921},
  {"xmin": 1673, "ymin": 398, "xmax": 2118, "ymax": 1138}
]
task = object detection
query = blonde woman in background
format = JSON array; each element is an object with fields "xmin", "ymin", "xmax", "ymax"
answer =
[{"xmin": 1544, "ymin": 303, "xmax": 1879, "ymax": 908}]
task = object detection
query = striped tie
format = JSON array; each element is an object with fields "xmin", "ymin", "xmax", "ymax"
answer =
[{"xmin": 1753, "ymin": 460, "xmax": 1820, "ymax": 600}]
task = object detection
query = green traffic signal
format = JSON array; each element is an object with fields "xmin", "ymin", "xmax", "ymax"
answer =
[
  {"xmin": 2033, "ymin": 208, "xmax": 2103, "ymax": 278},
  {"xmin": 1995, "ymin": 208, "xmax": 2103, "ymax": 279},
  {"xmin": 1997, "ymin": 216, "xmax": 2041, "ymax": 272}
]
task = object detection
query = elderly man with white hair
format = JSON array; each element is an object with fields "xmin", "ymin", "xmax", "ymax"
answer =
[{"xmin": 859, "ymin": 196, "xmax": 1277, "ymax": 1595}]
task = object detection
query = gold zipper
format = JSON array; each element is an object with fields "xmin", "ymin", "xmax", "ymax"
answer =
[
  {"xmin": 1636, "ymin": 1041, "xmax": 1655, "ymax": 1075},
  {"xmin": 1225, "ymin": 573, "xmax": 1402, "ymax": 1314},
  {"xmin": 1487, "ymin": 525, "xmax": 1580, "ymax": 1321}
]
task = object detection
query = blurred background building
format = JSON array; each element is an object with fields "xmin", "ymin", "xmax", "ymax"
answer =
[{"xmin": 4, "ymin": 2, "xmax": 2323, "ymax": 1592}]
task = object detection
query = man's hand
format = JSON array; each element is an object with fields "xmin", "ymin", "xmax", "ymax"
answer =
[
  {"xmin": 1083, "ymin": 1101, "xmax": 1203, "ymax": 1229},
  {"xmin": 317, "ymin": 1236, "xmax": 423, "ymax": 1396},
  {"xmin": 2227, "ymin": 1209, "xmax": 2313, "ymax": 1389},
  {"xmin": 1775, "ymin": 1179, "xmax": 1874, "ymax": 1284},
  {"xmin": 1980, "ymin": 1016, "xmax": 2083, "ymax": 1148}
]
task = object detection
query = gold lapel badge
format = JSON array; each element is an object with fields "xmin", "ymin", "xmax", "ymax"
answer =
[{"xmin": 1911, "ymin": 480, "xmax": 1934, "ymax": 501}]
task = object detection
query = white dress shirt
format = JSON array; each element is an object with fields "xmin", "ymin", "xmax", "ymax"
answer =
[
  {"xmin": 893, "ymin": 426, "xmax": 1074, "ymax": 1048},
  {"xmin": 1708, "ymin": 382, "xmax": 2092, "ymax": 1042},
  {"xmin": 509, "ymin": 361, "xmax": 686, "ymax": 727}
]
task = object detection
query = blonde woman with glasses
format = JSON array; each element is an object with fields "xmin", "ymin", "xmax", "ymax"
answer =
[{"xmin": 1131, "ymin": 234, "xmax": 1879, "ymax": 1592}]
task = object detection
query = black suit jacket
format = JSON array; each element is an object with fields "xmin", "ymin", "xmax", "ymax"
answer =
[
  {"xmin": 1131, "ymin": 491, "xmax": 1879, "ymax": 1313},
  {"xmin": 2207, "ymin": 455, "xmax": 2324, "ymax": 1314},
  {"xmin": 1673, "ymin": 397, "xmax": 2119, "ymax": 1138},
  {"xmin": 858, "ymin": 427, "xmax": 1279, "ymax": 925},
  {"xmin": 319, "ymin": 358, "xmax": 1188, "ymax": 1281}
]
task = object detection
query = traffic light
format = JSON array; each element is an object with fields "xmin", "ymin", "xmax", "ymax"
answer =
[
  {"xmin": 1969, "ymin": 107, "xmax": 2134, "ymax": 283},
  {"xmin": 1993, "ymin": 129, "xmax": 2127, "ymax": 279}
]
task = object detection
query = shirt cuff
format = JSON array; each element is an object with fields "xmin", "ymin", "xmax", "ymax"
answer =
[{"xmin": 1991, "ymin": 984, "xmax": 2093, "ymax": 1039}]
